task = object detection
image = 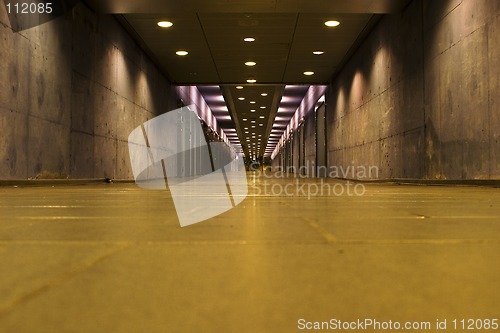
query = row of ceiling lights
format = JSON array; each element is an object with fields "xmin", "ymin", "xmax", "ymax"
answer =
[
  {"xmin": 236, "ymin": 84, "xmax": 271, "ymax": 158},
  {"xmin": 241, "ymin": 18, "xmax": 338, "ymax": 157},
  {"xmin": 156, "ymin": 19, "xmax": 341, "ymax": 80}
]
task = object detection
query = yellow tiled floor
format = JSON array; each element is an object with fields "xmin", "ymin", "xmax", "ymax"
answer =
[{"xmin": 1, "ymin": 176, "xmax": 499, "ymax": 332}]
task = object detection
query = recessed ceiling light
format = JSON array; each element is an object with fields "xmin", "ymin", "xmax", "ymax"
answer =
[
  {"xmin": 259, "ymin": 116, "xmax": 265, "ymax": 119},
  {"xmin": 242, "ymin": 118, "xmax": 248, "ymax": 121},
  {"xmin": 236, "ymin": 86, "xmax": 244, "ymax": 89},
  {"xmin": 261, "ymin": 93, "xmax": 268, "ymax": 96},
  {"xmin": 245, "ymin": 61, "xmax": 257, "ymax": 66},
  {"xmin": 176, "ymin": 50, "xmax": 188, "ymax": 56},
  {"xmin": 303, "ymin": 71, "xmax": 315, "ymax": 76},
  {"xmin": 250, "ymin": 101, "xmax": 256, "ymax": 104},
  {"xmin": 260, "ymin": 106, "xmax": 266, "ymax": 109},
  {"xmin": 250, "ymin": 109, "xmax": 256, "ymax": 112},
  {"xmin": 251, "ymin": 126, "xmax": 256, "ymax": 128},
  {"xmin": 313, "ymin": 50, "xmax": 324, "ymax": 55},
  {"xmin": 244, "ymin": 37, "xmax": 255, "ymax": 42},
  {"xmin": 247, "ymin": 78, "xmax": 257, "ymax": 83},
  {"xmin": 324, "ymin": 20, "xmax": 340, "ymax": 27},
  {"xmin": 238, "ymin": 97, "xmax": 245, "ymax": 100},
  {"xmin": 251, "ymin": 120, "xmax": 256, "ymax": 123},
  {"xmin": 157, "ymin": 21, "xmax": 173, "ymax": 28}
]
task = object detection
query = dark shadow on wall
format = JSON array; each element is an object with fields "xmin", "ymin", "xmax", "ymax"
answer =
[
  {"xmin": 4, "ymin": 0, "xmax": 80, "ymax": 32},
  {"xmin": 422, "ymin": 0, "xmax": 498, "ymax": 179},
  {"xmin": 325, "ymin": 0, "xmax": 426, "ymax": 179}
]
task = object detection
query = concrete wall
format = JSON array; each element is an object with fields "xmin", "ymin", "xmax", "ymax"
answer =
[
  {"xmin": 303, "ymin": 108, "xmax": 316, "ymax": 175},
  {"xmin": 326, "ymin": 0, "xmax": 500, "ymax": 180},
  {"xmin": 0, "ymin": 2, "xmax": 178, "ymax": 180}
]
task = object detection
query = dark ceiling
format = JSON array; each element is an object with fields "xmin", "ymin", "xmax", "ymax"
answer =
[{"xmin": 84, "ymin": 0, "xmax": 410, "ymax": 160}]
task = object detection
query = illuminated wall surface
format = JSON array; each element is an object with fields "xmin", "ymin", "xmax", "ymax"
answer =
[
  {"xmin": 324, "ymin": 0, "xmax": 500, "ymax": 180},
  {"xmin": 272, "ymin": 0, "xmax": 500, "ymax": 180},
  {"xmin": 1, "ymin": 0, "xmax": 499, "ymax": 180},
  {"xmin": 0, "ymin": 2, "xmax": 179, "ymax": 179}
]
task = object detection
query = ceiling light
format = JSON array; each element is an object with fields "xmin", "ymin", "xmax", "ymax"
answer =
[
  {"xmin": 259, "ymin": 116, "xmax": 265, "ymax": 119},
  {"xmin": 251, "ymin": 120, "xmax": 256, "ymax": 123},
  {"xmin": 250, "ymin": 101, "xmax": 256, "ymax": 104},
  {"xmin": 247, "ymin": 78, "xmax": 257, "ymax": 83},
  {"xmin": 250, "ymin": 109, "xmax": 256, "ymax": 112},
  {"xmin": 238, "ymin": 97, "xmax": 245, "ymax": 100},
  {"xmin": 176, "ymin": 50, "xmax": 188, "ymax": 56},
  {"xmin": 313, "ymin": 50, "xmax": 324, "ymax": 55},
  {"xmin": 244, "ymin": 37, "xmax": 255, "ymax": 42},
  {"xmin": 236, "ymin": 86, "xmax": 244, "ymax": 89},
  {"xmin": 242, "ymin": 118, "xmax": 247, "ymax": 121},
  {"xmin": 324, "ymin": 20, "xmax": 340, "ymax": 27},
  {"xmin": 303, "ymin": 71, "xmax": 315, "ymax": 76},
  {"xmin": 259, "ymin": 123, "xmax": 264, "ymax": 126},
  {"xmin": 157, "ymin": 21, "xmax": 173, "ymax": 28},
  {"xmin": 245, "ymin": 61, "xmax": 257, "ymax": 66},
  {"xmin": 260, "ymin": 106, "xmax": 266, "ymax": 109},
  {"xmin": 261, "ymin": 93, "xmax": 268, "ymax": 96}
]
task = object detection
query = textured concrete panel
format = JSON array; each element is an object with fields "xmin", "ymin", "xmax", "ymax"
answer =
[
  {"xmin": 303, "ymin": 110, "xmax": 316, "ymax": 176},
  {"xmin": 116, "ymin": 140, "xmax": 133, "ymax": 179},
  {"xmin": 327, "ymin": 149, "xmax": 343, "ymax": 171},
  {"xmin": 116, "ymin": 96, "xmax": 136, "ymax": 142},
  {"xmin": 0, "ymin": 109, "xmax": 28, "ymax": 179},
  {"xmin": 134, "ymin": 105, "xmax": 152, "ymax": 129},
  {"xmin": 135, "ymin": 68, "xmax": 157, "ymax": 111},
  {"xmin": 71, "ymin": 5, "xmax": 97, "ymax": 76},
  {"xmin": 402, "ymin": 128, "xmax": 425, "ymax": 178},
  {"xmin": 388, "ymin": 0, "xmax": 423, "ymax": 86},
  {"xmin": 28, "ymin": 46, "xmax": 72, "ymax": 126},
  {"xmin": 93, "ymin": 136, "xmax": 117, "ymax": 179},
  {"xmin": 423, "ymin": 0, "xmax": 463, "ymax": 32},
  {"xmin": 93, "ymin": 84, "xmax": 118, "ymax": 139},
  {"xmin": 0, "ymin": 25, "xmax": 16, "ymax": 111},
  {"xmin": 329, "ymin": 115, "xmax": 343, "ymax": 151},
  {"xmin": 71, "ymin": 71, "xmax": 95, "ymax": 135},
  {"xmin": 27, "ymin": 117, "xmax": 70, "ymax": 178},
  {"xmin": 70, "ymin": 132, "xmax": 94, "ymax": 179},
  {"xmin": 423, "ymin": 45, "xmax": 442, "ymax": 179},
  {"xmin": 379, "ymin": 136, "xmax": 403, "ymax": 179},
  {"xmin": 116, "ymin": 55, "xmax": 137, "ymax": 103},
  {"xmin": 461, "ymin": 27, "xmax": 490, "ymax": 179},
  {"xmin": 358, "ymin": 141, "xmax": 380, "ymax": 179},
  {"xmin": 378, "ymin": 88, "xmax": 395, "ymax": 139},
  {"xmin": 101, "ymin": 15, "xmax": 141, "ymax": 69},
  {"xmin": 399, "ymin": 74, "xmax": 425, "ymax": 133},
  {"xmin": 489, "ymin": 12, "xmax": 500, "ymax": 178},
  {"xmin": 94, "ymin": 37, "xmax": 118, "ymax": 91},
  {"xmin": 438, "ymin": 44, "xmax": 464, "ymax": 179}
]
